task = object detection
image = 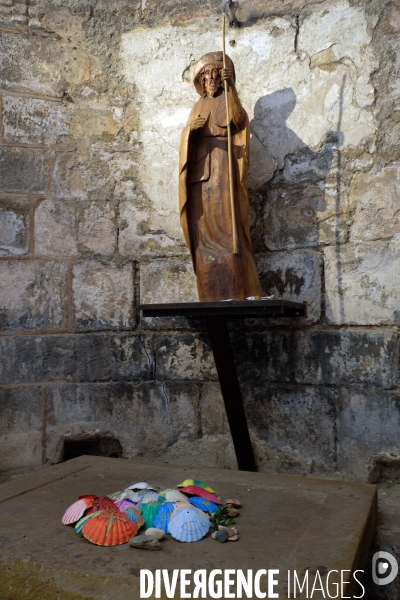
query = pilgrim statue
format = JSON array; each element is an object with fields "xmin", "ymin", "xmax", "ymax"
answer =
[{"xmin": 179, "ymin": 51, "xmax": 263, "ymax": 301}]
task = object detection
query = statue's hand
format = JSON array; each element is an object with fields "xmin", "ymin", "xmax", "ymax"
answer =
[
  {"xmin": 221, "ymin": 68, "xmax": 234, "ymax": 87},
  {"xmin": 190, "ymin": 116, "xmax": 206, "ymax": 132}
]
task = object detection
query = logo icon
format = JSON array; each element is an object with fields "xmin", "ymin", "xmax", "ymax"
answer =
[{"xmin": 372, "ymin": 551, "xmax": 398, "ymax": 586}]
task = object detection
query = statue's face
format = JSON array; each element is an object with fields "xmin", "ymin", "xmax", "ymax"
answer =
[{"xmin": 203, "ymin": 64, "xmax": 221, "ymax": 98}]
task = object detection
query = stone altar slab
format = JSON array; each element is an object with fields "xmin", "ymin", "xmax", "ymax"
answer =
[{"xmin": 0, "ymin": 456, "xmax": 376, "ymax": 599}]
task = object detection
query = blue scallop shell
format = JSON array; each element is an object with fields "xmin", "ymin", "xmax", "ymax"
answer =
[
  {"xmin": 153, "ymin": 502, "xmax": 175, "ymax": 534},
  {"xmin": 169, "ymin": 506, "xmax": 210, "ymax": 542},
  {"xmin": 189, "ymin": 496, "xmax": 219, "ymax": 513}
]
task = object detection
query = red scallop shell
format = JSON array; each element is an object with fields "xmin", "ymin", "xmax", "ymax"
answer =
[
  {"xmin": 178, "ymin": 486, "xmax": 221, "ymax": 504},
  {"xmin": 86, "ymin": 496, "xmax": 117, "ymax": 514},
  {"xmin": 82, "ymin": 510, "xmax": 138, "ymax": 546}
]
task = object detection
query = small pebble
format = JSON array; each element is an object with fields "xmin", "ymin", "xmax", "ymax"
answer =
[
  {"xmin": 129, "ymin": 535, "xmax": 161, "ymax": 551},
  {"xmin": 145, "ymin": 527, "xmax": 166, "ymax": 540},
  {"xmin": 212, "ymin": 530, "xmax": 229, "ymax": 543}
]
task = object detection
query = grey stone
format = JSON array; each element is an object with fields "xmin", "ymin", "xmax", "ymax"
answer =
[
  {"xmin": 337, "ymin": 388, "xmax": 400, "ymax": 481},
  {"xmin": 324, "ymin": 239, "xmax": 400, "ymax": 325},
  {"xmin": 0, "ymin": 260, "xmax": 69, "ymax": 331},
  {"xmin": 0, "ymin": 148, "xmax": 50, "ymax": 194},
  {"xmin": 110, "ymin": 334, "xmax": 154, "ymax": 381},
  {"xmin": 256, "ymin": 249, "xmax": 321, "ymax": 322},
  {"xmin": 140, "ymin": 259, "xmax": 198, "ymax": 304},
  {"xmin": 129, "ymin": 535, "xmax": 161, "ymax": 550},
  {"xmin": 34, "ymin": 198, "xmax": 78, "ymax": 256},
  {"xmin": 244, "ymin": 384, "xmax": 337, "ymax": 475},
  {"xmin": 0, "ymin": 197, "xmax": 29, "ymax": 256},
  {"xmin": 2, "ymin": 94, "xmax": 70, "ymax": 145},
  {"xmin": 155, "ymin": 333, "xmax": 217, "ymax": 381},
  {"xmin": 78, "ymin": 201, "xmax": 117, "ymax": 256},
  {"xmin": 73, "ymin": 262, "xmax": 135, "ymax": 331},
  {"xmin": 0, "ymin": 387, "xmax": 42, "ymax": 471},
  {"xmin": 0, "ymin": 334, "xmax": 110, "ymax": 385},
  {"xmin": 212, "ymin": 530, "xmax": 229, "ymax": 543},
  {"xmin": 349, "ymin": 164, "xmax": 400, "ymax": 243},
  {"xmin": 45, "ymin": 382, "xmax": 181, "ymax": 463},
  {"xmin": 294, "ymin": 329, "xmax": 399, "ymax": 389}
]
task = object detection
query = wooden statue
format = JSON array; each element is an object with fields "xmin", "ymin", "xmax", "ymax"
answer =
[{"xmin": 179, "ymin": 48, "xmax": 263, "ymax": 301}]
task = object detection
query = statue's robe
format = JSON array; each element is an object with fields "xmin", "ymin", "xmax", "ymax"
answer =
[{"xmin": 179, "ymin": 89, "xmax": 263, "ymax": 301}]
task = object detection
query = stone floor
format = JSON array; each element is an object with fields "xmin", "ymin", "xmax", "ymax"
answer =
[{"xmin": 0, "ymin": 456, "xmax": 376, "ymax": 600}]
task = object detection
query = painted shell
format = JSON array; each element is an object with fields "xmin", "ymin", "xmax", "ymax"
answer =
[
  {"xmin": 124, "ymin": 507, "xmax": 145, "ymax": 529},
  {"xmin": 178, "ymin": 486, "xmax": 221, "ymax": 505},
  {"xmin": 153, "ymin": 502, "xmax": 175, "ymax": 534},
  {"xmin": 127, "ymin": 482, "xmax": 157, "ymax": 491},
  {"xmin": 169, "ymin": 506, "xmax": 210, "ymax": 543},
  {"xmin": 177, "ymin": 479, "xmax": 215, "ymax": 493},
  {"xmin": 86, "ymin": 496, "xmax": 117, "ymax": 514},
  {"xmin": 62, "ymin": 498, "xmax": 93, "ymax": 525},
  {"xmin": 82, "ymin": 510, "xmax": 138, "ymax": 546},
  {"xmin": 189, "ymin": 496, "xmax": 219, "ymax": 513},
  {"xmin": 107, "ymin": 491, "xmax": 122, "ymax": 500},
  {"xmin": 137, "ymin": 491, "xmax": 165, "ymax": 507},
  {"xmin": 75, "ymin": 510, "xmax": 101, "ymax": 534},
  {"xmin": 165, "ymin": 489, "xmax": 188, "ymax": 503},
  {"xmin": 115, "ymin": 499, "xmax": 137, "ymax": 512},
  {"xmin": 140, "ymin": 500, "xmax": 164, "ymax": 529}
]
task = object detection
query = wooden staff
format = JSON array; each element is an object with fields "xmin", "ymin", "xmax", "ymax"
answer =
[{"xmin": 222, "ymin": 15, "xmax": 239, "ymax": 254}]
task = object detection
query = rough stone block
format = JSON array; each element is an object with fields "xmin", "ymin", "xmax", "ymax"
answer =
[
  {"xmin": 45, "ymin": 382, "xmax": 184, "ymax": 462},
  {"xmin": 109, "ymin": 334, "xmax": 154, "ymax": 381},
  {"xmin": 2, "ymin": 95, "xmax": 70, "ymax": 145},
  {"xmin": 118, "ymin": 199, "xmax": 186, "ymax": 259},
  {"xmin": 140, "ymin": 259, "xmax": 198, "ymax": 304},
  {"xmin": 73, "ymin": 262, "xmax": 134, "ymax": 331},
  {"xmin": 295, "ymin": 329, "xmax": 399, "ymax": 389},
  {"xmin": 34, "ymin": 198, "xmax": 78, "ymax": 256},
  {"xmin": 0, "ymin": 334, "xmax": 110, "ymax": 385},
  {"xmin": 0, "ymin": 260, "xmax": 69, "ymax": 331},
  {"xmin": 349, "ymin": 165, "xmax": 400, "ymax": 243},
  {"xmin": 257, "ymin": 249, "xmax": 321, "ymax": 321},
  {"xmin": 155, "ymin": 333, "xmax": 217, "ymax": 381},
  {"xmin": 244, "ymin": 383, "xmax": 337, "ymax": 475},
  {"xmin": 78, "ymin": 201, "xmax": 116, "ymax": 256},
  {"xmin": 232, "ymin": 331, "xmax": 294, "ymax": 383},
  {"xmin": 337, "ymin": 388, "xmax": 400, "ymax": 481},
  {"xmin": 0, "ymin": 148, "xmax": 50, "ymax": 193},
  {"xmin": 200, "ymin": 382, "xmax": 229, "ymax": 437},
  {"xmin": 0, "ymin": 387, "xmax": 42, "ymax": 471},
  {"xmin": 0, "ymin": 197, "xmax": 29, "ymax": 256},
  {"xmin": 324, "ymin": 239, "xmax": 400, "ymax": 324}
]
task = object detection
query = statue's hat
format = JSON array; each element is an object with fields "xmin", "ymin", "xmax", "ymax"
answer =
[{"xmin": 192, "ymin": 51, "xmax": 236, "ymax": 96}]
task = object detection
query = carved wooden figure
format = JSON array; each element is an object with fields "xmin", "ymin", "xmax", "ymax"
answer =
[{"xmin": 179, "ymin": 51, "xmax": 263, "ymax": 301}]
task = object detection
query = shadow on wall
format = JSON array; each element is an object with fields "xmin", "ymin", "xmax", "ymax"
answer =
[{"xmin": 248, "ymin": 83, "xmax": 345, "ymax": 316}]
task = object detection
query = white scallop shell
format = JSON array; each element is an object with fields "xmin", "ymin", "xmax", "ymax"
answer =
[
  {"xmin": 127, "ymin": 482, "xmax": 156, "ymax": 491},
  {"xmin": 169, "ymin": 506, "xmax": 210, "ymax": 542},
  {"xmin": 165, "ymin": 489, "xmax": 188, "ymax": 503}
]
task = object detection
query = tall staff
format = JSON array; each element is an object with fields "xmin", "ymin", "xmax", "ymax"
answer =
[{"xmin": 222, "ymin": 15, "xmax": 239, "ymax": 254}]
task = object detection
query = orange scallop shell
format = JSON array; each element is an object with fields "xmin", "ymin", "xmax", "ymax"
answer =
[{"xmin": 82, "ymin": 510, "xmax": 138, "ymax": 546}]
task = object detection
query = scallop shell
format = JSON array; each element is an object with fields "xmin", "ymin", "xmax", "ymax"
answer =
[
  {"xmin": 75, "ymin": 510, "xmax": 101, "ymax": 534},
  {"xmin": 178, "ymin": 486, "xmax": 221, "ymax": 505},
  {"xmin": 124, "ymin": 507, "xmax": 145, "ymax": 529},
  {"xmin": 169, "ymin": 506, "xmax": 210, "ymax": 543},
  {"xmin": 82, "ymin": 510, "xmax": 138, "ymax": 546},
  {"xmin": 177, "ymin": 479, "xmax": 215, "ymax": 493},
  {"xmin": 189, "ymin": 496, "xmax": 219, "ymax": 513},
  {"xmin": 107, "ymin": 491, "xmax": 122, "ymax": 500},
  {"xmin": 140, "ymin": 500, "xmax": 163, "ymax": 529},
  {"xmin": 127, "ymin": 482, "xmax": 157, "ymax": 491},
  {"xmin": 153, "ymin": 502, "xmax": 175, "ymax": 534},
  {"xmin": 115, "ymin": 499, "xmax": 137, "ymax": 511},
  {"xmin": 137, "ymin": 491, "xmax": 165, "ymax": 507},
  {"xmin": 165, "ymin": 489, "xmax": 188, "ymax": 503},
  {"xmin": 86, "ymin": 496, "xmax": 117, "ymax": 515},
  {"xmin": 62, "ymin": 498, "xmax": 92, "ymax": 525}
]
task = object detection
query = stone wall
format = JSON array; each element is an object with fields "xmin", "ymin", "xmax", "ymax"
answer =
[{"xmin": 0, "ymin": 0, "xmax": 399, "ymax": 485}]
